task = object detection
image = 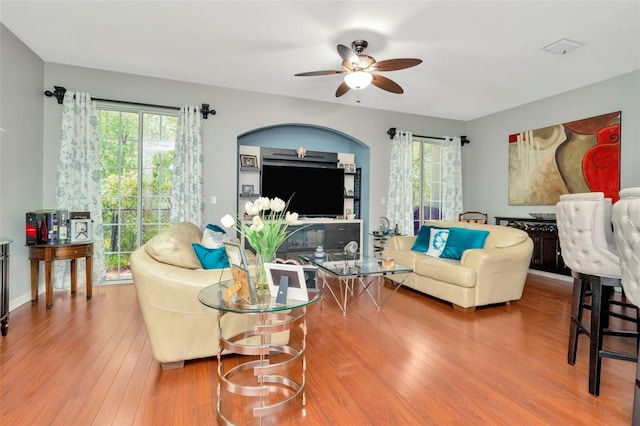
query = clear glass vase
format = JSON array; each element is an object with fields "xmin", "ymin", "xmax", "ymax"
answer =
[{"xmin": 254, "ymin": 250, "xmax": 275, "ymax": 294}]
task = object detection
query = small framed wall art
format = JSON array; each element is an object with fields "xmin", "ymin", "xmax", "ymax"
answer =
[
  {"xmin": 240, "ymin": 154, "xmax": 258, "ymax": 168},
  {"xmin": 241, "ymin": 184, "xmax": 254, "ymax": 195}
]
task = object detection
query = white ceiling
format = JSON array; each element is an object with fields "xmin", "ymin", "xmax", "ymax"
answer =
[{"xmin": 1, "ymin": 1, "xmax": 639, "ymax": 121}]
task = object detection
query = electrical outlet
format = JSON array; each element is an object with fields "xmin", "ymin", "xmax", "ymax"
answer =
[{"xmin": 211, "ymin": 196, "xmax": 217, "ymax": 205}]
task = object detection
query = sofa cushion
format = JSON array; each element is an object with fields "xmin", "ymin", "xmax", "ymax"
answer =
[
  {"xmin": 201, "ymin": 224, "xmax": 230, "ymax": 248},
  {"xmin": 383, "ymin": 248, "xmax": 424, "ymax": 270},
  {"xmin": 426, "ymin": 228, "xmax": 449, "ymax": 257},
  {"xmin": 411, "ymin": 225, "xmax": 444, "ymax": 252},
  {"xmin": 192, "ymin": 243, "xmax": 230, "ymax": 269},
  {"xmin": 441, "ymin": 227, "xmax": 490, "ymax": 260},
  {"xmin": 144, "ymin": 222, "xmax": 203, "ymax": 269},
  {"xmin": 414, "ymin": 256, "xmax": 477, "ymax": 288},
  {"xmin": 489, "ymin": 227, "xmax": 529, "ymax": 248}
]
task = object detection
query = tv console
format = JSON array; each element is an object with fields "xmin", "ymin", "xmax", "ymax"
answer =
[{"xmin": 244, "ymin": 219, "xmax": 363, "ymax": 263}]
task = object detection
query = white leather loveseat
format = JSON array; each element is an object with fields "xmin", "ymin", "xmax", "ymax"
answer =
[
  {"xmin": 382, "ymin": 220, "xmax": 533, "ymax": 313},
  {"xmin": 130, "ymin": 222, "xmax": 289, "ymax": 369}
]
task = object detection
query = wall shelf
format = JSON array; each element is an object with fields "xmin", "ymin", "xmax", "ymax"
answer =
[
  {"xmin": 239, "ymin": 146, "xmax": 360, "ymax": 220},
  {"xmin": 240, "ymin": 166, "xmax": 260, "ymax": 173}
]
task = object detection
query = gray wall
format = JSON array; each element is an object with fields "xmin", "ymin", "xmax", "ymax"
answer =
[
  {"xmin": 0, "ymin": 24, "xmax": 44, "ymax": 308},
  {"xmin": 463, "ymin": 70, "xmax": 640, "ymax": 222}
]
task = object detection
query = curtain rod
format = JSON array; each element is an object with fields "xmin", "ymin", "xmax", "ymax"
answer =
[
  {"xmin": 44, "ymin": 85, "xmax": 216, "ymax": 119},
  {"xmin": 386, "ymin": 127, "xmax": 470, "ymax": 146}
]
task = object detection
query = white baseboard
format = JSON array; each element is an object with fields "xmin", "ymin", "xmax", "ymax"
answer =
[
  {"xmin": 528, "ymin": 269, "xmax": 573, "ymax": 283},
  {"xmin": 8, "ymin": 281, "xmax": 127, "ymax": 312},
  {"xmin": 9, "ymin": 288, "xmax": 41, "ymax": 311}
]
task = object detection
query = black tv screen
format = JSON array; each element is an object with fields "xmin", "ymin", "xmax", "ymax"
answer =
[{"xmin": 261, "ymin": 164, "xmax": 345, "ymax": 217}]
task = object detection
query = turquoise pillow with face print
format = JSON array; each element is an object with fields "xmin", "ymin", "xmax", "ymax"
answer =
[{"xmin": 425, "ymin": 228, "xmax": 449, "ymax": 257}]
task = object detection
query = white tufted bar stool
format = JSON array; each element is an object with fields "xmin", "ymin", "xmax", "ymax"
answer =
[
  {"xmin": 556, "ymin": 192, "xmax": 638, "ymax": 396},
  {"xmin": 612, "ymin": 187, "xmax": 640, "ymax": 421}
]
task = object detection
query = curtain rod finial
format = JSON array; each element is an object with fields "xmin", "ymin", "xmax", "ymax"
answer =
[
  {"xmin": 201, "ymin": 104, "xmax": 216, "ymax": 119},
  {"xmin": 44, "ymin": 86, "xmax": 67, "ymax": 104},
  {"xmin": 461, "ymin": 136, "xmax": 470, "ymax": 146},
  {"xmin": 387, "ymin": 127, "xmax": 397, "ymax": 140}
]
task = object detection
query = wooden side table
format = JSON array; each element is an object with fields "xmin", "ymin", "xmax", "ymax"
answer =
[{"xmin": 28, "ymin": 242, "xmax": 93, "ymax": 309}]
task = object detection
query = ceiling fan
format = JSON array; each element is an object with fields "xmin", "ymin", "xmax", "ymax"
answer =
[{"xmin": 294, "ymin": 40, "xmax": 422, "ymax": 97}]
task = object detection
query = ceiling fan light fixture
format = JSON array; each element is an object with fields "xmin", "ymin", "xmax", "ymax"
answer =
[{"xmin": 344, "ymin": 71, "xmax": 373, "ymax": 90}]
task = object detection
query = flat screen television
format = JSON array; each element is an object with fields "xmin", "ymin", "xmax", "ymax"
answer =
[{"xmin": 261, "ymin": 164, "xmax": 345, "ymax": 217}]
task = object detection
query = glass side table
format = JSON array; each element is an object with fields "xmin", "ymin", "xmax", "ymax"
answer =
[
  {"xmin": 300, "ymin": 254, "xmax": 412, "ymax": 315},
  {"xmin": 198, "ymin": 281, "xmax": 322, "ymax": 425}
]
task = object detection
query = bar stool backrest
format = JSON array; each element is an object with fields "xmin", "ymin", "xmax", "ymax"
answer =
[
  {"xmin": 555, "ymin": 192, "xmax": 620, "ymax": 278},
  {"xmin": 612, "ymin": 187, "xmax": 640, "ymax": 307}
]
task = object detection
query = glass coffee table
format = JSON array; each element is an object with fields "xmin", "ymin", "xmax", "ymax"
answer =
[
  {"xmin": 299, "ymin": 254, "xmax": 412, "ymax": 315},
  {"xmin": 198, "ymin": 280, "xmax": 321, "ymax": 424}
]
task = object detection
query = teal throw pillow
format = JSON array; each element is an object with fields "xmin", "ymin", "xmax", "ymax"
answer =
[
  {"xmin": 412, "ymin": 225, "xmax": 445, "ymax": 252},
  {"xmin": 192, "ymin": 243, "xmax": 230, "ymax": 269},
  {"xmin": 440, "ymin": 227, "xmax": 490, "ymax": 260},
  {"xmin": 411, "ymin": 226, "xmax": 432, "ymax": 252}
]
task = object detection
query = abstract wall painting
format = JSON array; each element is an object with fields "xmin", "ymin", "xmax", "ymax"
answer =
[{"xmin": 508, "ymin": 111, "xmax": 620, "ymax": 205}]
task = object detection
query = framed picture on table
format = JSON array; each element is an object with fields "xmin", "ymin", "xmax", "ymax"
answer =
[
  {"xmin": 264, "ymin": 263, "xmax": 309, "ymax": 302},
  {"xmin": 70, "ymin": 219, "xmax": 92, "ymax": 242},
  {"xmin": 223, "ymin": 241, "xmax": 255, "ymax": 304}
]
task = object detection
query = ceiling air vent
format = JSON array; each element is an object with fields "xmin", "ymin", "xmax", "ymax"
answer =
[{"xmin": 541, "ymin": 38, "xmax": 583, "ymax": 55}]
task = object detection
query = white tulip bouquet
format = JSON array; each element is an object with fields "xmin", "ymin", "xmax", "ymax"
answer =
[{"xmin": 221, "ymin": 197, "xmax": 303, "ymax": 289}]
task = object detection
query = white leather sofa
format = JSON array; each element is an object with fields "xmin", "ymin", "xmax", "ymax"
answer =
[
  {"xmin": 382, "ymin": 220, "xmax": 533, "ymax": 312},
  {"xmin": 130, "ymin": 222, "xmax": 289, "ymax": 369}
]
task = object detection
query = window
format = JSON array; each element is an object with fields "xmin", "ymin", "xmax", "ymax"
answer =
[
  {"xmin": 412, "ymin": 138, "xmax": 443, "ymax": 234},
  {"xmin": 98, "ymin": 105, "xmax": 177, "ymax": 281}
]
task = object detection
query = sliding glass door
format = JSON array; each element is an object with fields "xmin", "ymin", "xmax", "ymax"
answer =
[
  {"xmin": 98, "ymin": 105, "xmax": 177, "ymax": 281},
  {"xmin": 412, "ymin": 138, "xmax": 443, "ymax": 234}
]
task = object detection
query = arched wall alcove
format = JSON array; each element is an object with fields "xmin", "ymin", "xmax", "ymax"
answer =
[{"xmin": 238, "ymin": 123, "xmax": 371, "ymax": 239}]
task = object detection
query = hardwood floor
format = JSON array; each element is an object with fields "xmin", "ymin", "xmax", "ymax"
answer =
[{"xmin": 0, "ymin": 274, "xmax": 636, "ymax": 425}]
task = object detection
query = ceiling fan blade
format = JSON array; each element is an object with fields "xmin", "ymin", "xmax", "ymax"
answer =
[
  {"xmin": 335, "ymin": 81, "xmax": 350, "ymax": 97},
  {"xmin": 370, "ymin": 58, "xmax": 422, "ymax": 72},
  {"xmin": 295, "ymin": 70, "xmax": 345, "ymax": 76},
  {"xmin": 337, "ymin": 44, "xmax": 360, "ymax": 67},
  {"xmin": 371, "ymin": 74, "xmax": 403, "ymax": 94}
]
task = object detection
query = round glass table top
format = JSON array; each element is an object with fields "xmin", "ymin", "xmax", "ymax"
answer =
[{"xmin": 198, "ymin": 279, "xmax": 322, "ymax": 314}]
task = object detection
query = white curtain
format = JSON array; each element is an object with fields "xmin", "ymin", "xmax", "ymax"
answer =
[
  {"xmin": 54, "ymin": 92, "xmax": 106, "ymax": 289},
  {"xmin": 170, "ymin": 105, "xmax": 204, "ymax": 227},
  {"xmin": 386, "ymin": 130, "xmax": 414, "ymax": 235},
  {"xmin": 441, "ymin": 136, "xmax": 463, "ymax": 220}
]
